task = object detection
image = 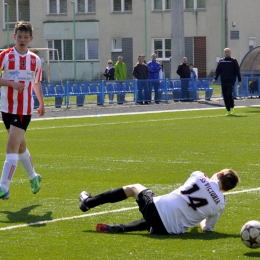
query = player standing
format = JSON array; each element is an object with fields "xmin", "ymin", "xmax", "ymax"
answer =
[{"xmin": 0, "ymin": 21, "xmax": 45, "ymax": 199}]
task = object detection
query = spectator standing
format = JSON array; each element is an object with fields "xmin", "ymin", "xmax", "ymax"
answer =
[
  {"xmin": 133, "ymin": 55, "xmax": 149, "ymax": 105},
  {"xmin": 103, "ymin": 60, "xmax": 115, "ymax": 104},
  {"xmin": 114, "ymin": 56, "xmax": 127, "ymax": 104},
  {"xmin": 79, "ymin": 169, "xmax": 239, "ymax": 235},
  {"xmin": 0, "ymin": 21, "xmax": 45, "ymax": 199},
  {"xmin": 176, "ymin": 57, "xmax": 190, "ymax": 101},
  {"xmin": 158, "ymin": 60, "xmax": 165, "ymax": 101},
  {"xmin": 189, "ymin": 64, "xmax": 197, "ymax": 81},
  {"xmin": 212, "ymin": 48, "xmax": 242, "ymax": 116},
  {"xmin": 141, "ymin": 54, "xmax": 147, "ymax": 64},
  {"xmin": 147, "ymin": 53, "xmax": 161, "ymax": 104},
  {"xmin": 159, "ymin": 60, "xmax": 165, "ymax": 80}
]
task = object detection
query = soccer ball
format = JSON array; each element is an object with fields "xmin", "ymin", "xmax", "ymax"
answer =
[{"xmin": 240, "ymin": 220, "xmax": 260, "ymax": 248}]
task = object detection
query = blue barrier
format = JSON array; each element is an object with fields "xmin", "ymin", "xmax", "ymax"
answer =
[
  {"xmin": 38, "ymin": 79, "xmax": 214, "ymax": 107},
  {"xmin": 35, "ymin": 77, "xmax": 259, "ymax": 107},
  {"xmin": 234, "ymin": 77, "xmax": 260, "ymax": 98}
]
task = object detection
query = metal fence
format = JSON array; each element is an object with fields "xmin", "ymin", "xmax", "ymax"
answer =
[
  {"xmin": 30, "ymin": 78, "xmax": 225, "ymax": 108},
  {"xmin": 7, "ymin": 77, "xmax": 258, "ymax": 108}
]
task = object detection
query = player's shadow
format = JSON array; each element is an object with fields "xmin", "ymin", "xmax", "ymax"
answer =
[
  {"xmin": 198, "ymin": 101, "xmax": 224, "ymax": 107},
  {"xmin": 83, "ymin": 226, "xmax": 240, "ymax": 240},
  {"xmin": 224, "ymin": 114, "xmax": 247, "ymax": 118},
  {"xmin": 244, "ymin": 107, "xmax": 260, "ymax": 114},
  {"xmin": 244, "ymin": 252, "xmax": 260, "ymax": 258},
  {"xmin": 146, "ymin": 226, "xmax": 240, "ymax": 240},
  {"xmin": 0, "ymin": 204, "xmax": 52, "ymax": 227}
]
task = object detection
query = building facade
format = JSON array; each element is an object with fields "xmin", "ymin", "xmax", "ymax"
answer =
[{"xmin": 0, "ymin": 0, "xmax": 259, "ymax": 82}]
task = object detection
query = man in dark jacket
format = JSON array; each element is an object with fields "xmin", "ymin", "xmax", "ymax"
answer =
[
  {"xmin": 133, "ymin": 56, "xmax": 149, "ymax": 105},
  {"xmin": 212, "ymin": 48, "xmax": 241, "ymax": 115},
  {"xmin": 176, "ymin": 57, "xmax": 190, "ymax": 101}
]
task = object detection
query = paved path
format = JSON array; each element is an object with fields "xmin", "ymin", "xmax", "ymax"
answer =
[{"xmin": 32, "ymin": 98, "xmax": 260, "ymax": 119}]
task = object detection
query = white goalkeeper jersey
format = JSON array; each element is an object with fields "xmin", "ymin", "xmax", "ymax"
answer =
[
  {"xmin": 0, "ymin": 47, "xmax": 42, "ymax": 115},
  {"xmin": 153, "ymin": 171, "xmax": 225, "ymax": 234}
]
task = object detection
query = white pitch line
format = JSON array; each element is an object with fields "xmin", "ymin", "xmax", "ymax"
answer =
[
  {"xmin": 30, "ymin": 104, "xmax": 260, "ymax": 121},
  {"xmin": 0, "ymin": 206, "xmax": 138, "ymax": 231},
  {"xmin": 0, "ymin": 103, "xmax": 258, "ymax": 127},
  {"xmin": 224, "ymin": 186, "xmax": 260, "ymax": 195},
  {"xmin": 0, "ymin": 112, "xmax": 257, "ymax": 133},
  {"xmin": 0, "ymin": 187, "xmax": 259, "ymax": 232},
  {"xmin": 31, "ymin": 107, "xmax": 223, "ymax": 121},
  {"xmin": 0, "ymin": 106, "xmax": 259, "ymax": 133},
  {"xmin": 0, "ymin": 115, "xmax": 226, "ymax": 133}
]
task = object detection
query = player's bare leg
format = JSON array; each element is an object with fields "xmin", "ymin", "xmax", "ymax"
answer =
[
  {"xmin": 0, "ymin": 126, "xmax": 24, "ymax": 199},
  {"xmin": 122, "ymin": 184, "xmax": 148, "ymax": 199},
  {"xmin": 18, "ymin": 137, "xmax": 41, "ymax": 194}
]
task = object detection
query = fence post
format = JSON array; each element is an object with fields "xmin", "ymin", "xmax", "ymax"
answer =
[
  {"xmin": 194, "ymin": 79, "xmax": 198, "ymax": 101},
  {"xmin": 101, "ymin": 80, "xmax": 105, "ymax": 105},
  {"xmin": 65, "ymin": 81, "xmax": 70, "ymax": 108},
  {"xmin": 246, "ymin": 77, "xmax": 249, "ymax": 97},
  {"xmin": 164, "ymin": 79, "xmax": 168, "ymax": 103},
  {"xmin": 133, "ymin": 80, "xmax": 137, "ymax": 104},
  {"xmin": 258, "ymin": 78, "xmax": 260, "ymax": 96}
]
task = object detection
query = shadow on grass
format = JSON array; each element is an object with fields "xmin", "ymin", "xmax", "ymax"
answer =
[
  {"xmin": 224, "ymin": 114, "xmax": 247, "ymax": 117},
  {"xmin": 244, "ymin": 106, "xmax": 260, "ymax": 114},
  {"xmin": 0, "ymin": 204, "xmax": 52, "ymax": 227},
  {"xmin": 244, "ymin": 252, "xmax": 260, "ymax": 257},
  {"xmin": 198, "ymin": 101, "xmax": 224, "ymax": 108},
  {"xmin": 82, "ymin": 226, "xmax": 240, "ymax": 240}
]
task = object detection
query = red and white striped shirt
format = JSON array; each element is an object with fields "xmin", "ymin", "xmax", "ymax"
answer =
[{"xmin": 0, "ymin": 47, "xmax": 42, "ymax": 115}]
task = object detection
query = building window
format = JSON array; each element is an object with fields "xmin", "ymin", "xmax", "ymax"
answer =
[
  {"xmin": 63, "ymin": 40, "xmax": 73, "ymax": 60},
  {"xmin": 112, "ymin": 0, "xmax": 132, "ymax": 12},
  {"xmin": 3, "ymin": 0, "xmax": 30, "ymax": 29},
  {"xmin": 153, "ymin": 0, "xmax": 171, "ymax": 11},
  {"xmin": 249, "ymin": 37, "xmax": 256, "ymax": 51},
  {"xmin": 76, "ymin": 39, "xmax": 85, "ymax": 60},
  {"xmin": 88, "ymin": 39, "xmax": 99, "ymax": 59},
  {"xmin": 185, "ymin": 0, "xmax": 205, "ymax": 10},
  {"xmin": 152, "ymin": 38, "xmax": 171, "ymax": 59},
  {"xmin": 77, "ymin": 0, "xmax": 96, "ymax": 13},
  {"xmin": 47, "ymin": 39, "xmax": 99, "ymax": 61},
  {"xmin": 230, "ymin": 31, "xmax": 239, "ymax": 40},
  {"xmin": 48, "ymin": 0, "xmax": 67, "ymax": 14},
  {"xmin": 111, "ymin": 38, "xmax": 122, "ymax": 52}
]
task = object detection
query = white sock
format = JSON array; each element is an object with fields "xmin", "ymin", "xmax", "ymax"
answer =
[
  {"xmin": 18, "ymin": 149, "xmax": 37, "ymax": 180},
  {"xmin": 0, "ymin": 154, "xmax": 18, "ymax": 192}
]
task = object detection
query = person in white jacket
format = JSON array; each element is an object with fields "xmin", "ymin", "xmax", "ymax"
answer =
[{"xmin": 79, "ymin": 169, "xmax": 239, "ymax": 235}]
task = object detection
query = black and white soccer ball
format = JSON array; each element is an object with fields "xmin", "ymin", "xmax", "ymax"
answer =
[{"xmin": 240, "ymin": 220, "xmax": 260, "ymax": 248}]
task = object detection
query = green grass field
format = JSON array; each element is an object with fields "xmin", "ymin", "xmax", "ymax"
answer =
[{"xmin": 0, "ymin": 106, "xmax": 260, "ymax": 259}]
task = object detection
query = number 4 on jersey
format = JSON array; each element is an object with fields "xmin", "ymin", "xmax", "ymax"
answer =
[{"xmin": 181, "ymin": 184, "xmax": 208, "ymax": 210}]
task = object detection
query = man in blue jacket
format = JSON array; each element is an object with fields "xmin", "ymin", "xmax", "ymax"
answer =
[
  {"xmin": 147, "ymin": 53, "xmax": 161, "ymax": 104},
  {"xmin": 212, "ymin": 48, "xmax": 241, "ymax": 116}
]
